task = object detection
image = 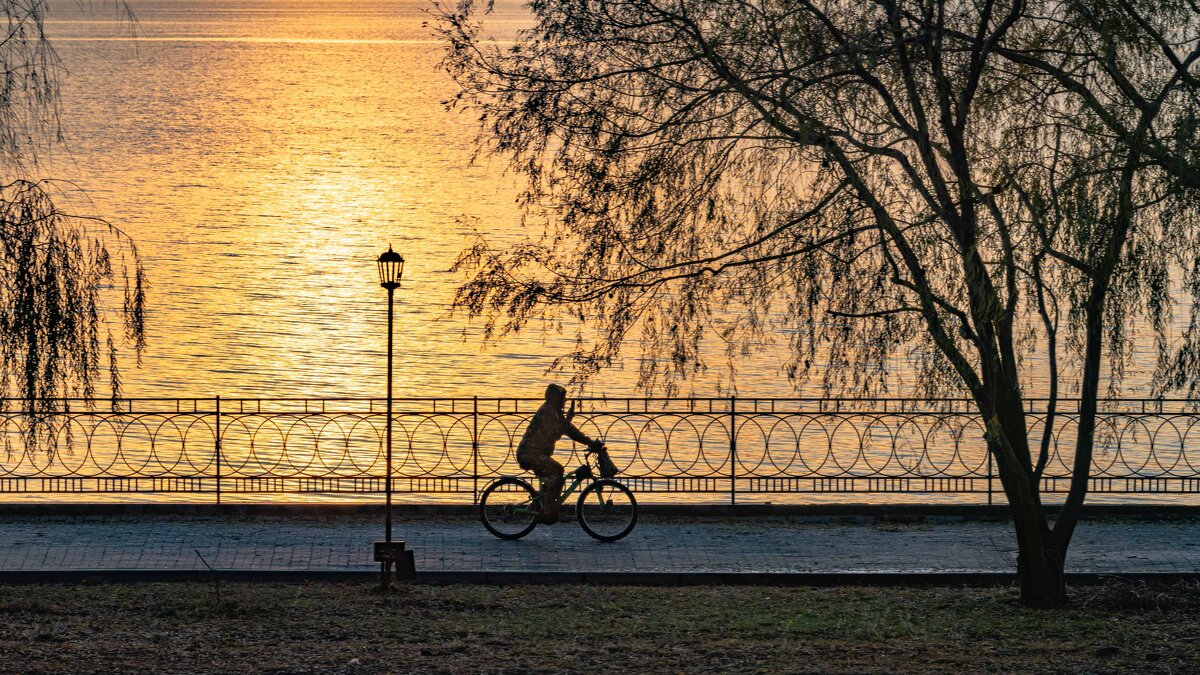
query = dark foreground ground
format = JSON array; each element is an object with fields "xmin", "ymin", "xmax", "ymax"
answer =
[{"xmin": 1, "ymin": 581, "xmax": 1197, "ymax": 673}]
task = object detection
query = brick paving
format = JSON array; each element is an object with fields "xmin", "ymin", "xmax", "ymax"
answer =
[{"xmin": 1, "ymin": 514, "xmax": 1199, "ymax": 577}]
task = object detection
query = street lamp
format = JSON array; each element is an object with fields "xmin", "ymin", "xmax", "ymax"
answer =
[
  {"xmin": 373, "ymin": 245, "xmax": 413, "ymax": 589},
  {"xmin": 378, "ymin": 245, "xmax": 403, "ymax": 539}
]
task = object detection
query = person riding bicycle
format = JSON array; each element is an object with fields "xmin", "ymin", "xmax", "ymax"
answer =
[{"xmin": 516, "ymin": 383, "xmax": 604, "ymax": 524}]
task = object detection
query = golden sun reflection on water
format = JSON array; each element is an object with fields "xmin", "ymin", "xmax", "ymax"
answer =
[{"xmin": 42, "ymin": 0, "xmax": 1155, "ymax": 403}]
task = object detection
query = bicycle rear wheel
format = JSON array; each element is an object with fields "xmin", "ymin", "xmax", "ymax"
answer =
[
  {"xmin": 479, "ymin": 477, "xmax": 539, "ymax": 539},
  {"xmin": 576, "ymin": 479, "xmax": 637, "ymax": 542}
]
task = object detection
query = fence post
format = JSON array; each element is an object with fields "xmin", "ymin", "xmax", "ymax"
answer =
[
  {"xmin": 472, "ymin": 396, "xmax": 479, "ymax": 504},
  {"xmin": 215, "ymin": 395, "xmax": 222, "ymax": 505},
  {"xmin": 730, "ymin": 395, "xmax": 737, "ymax": 505},
  {"xmin": 986, "ymin": 444, "xmax": 993, "ymax": 506}
]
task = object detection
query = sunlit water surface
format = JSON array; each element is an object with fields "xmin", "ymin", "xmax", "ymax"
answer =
[{"xmin": 43, "ymin": 0, "xmax": 1174, "ymax": 401}]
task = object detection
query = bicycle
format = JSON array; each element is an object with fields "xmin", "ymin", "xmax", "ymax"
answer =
[{"xmin": 478, "ymin": 444, "xmax": 638, "ymax": 542}]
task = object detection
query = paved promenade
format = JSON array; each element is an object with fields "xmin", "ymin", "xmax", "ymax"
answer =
[{"xmin": 1, "ymin": 512, "xmax": 1199, "ymax": 582}]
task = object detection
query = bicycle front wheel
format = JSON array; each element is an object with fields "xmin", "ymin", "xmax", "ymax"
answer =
[
  {"xmin": 576, "ymin": 479, "xmax": 637, "ymax": 542},
  {"xmin": 479, "ymin": 477, "xmax": 539, "ymax": 539}
]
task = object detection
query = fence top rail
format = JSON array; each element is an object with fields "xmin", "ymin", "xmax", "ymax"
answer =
[
  {"xmin": 0, "ymin": 396, "xmax": 1197, "ymax": 402},
  {"xmin": 0, "ymin": 397, "xmax": 1196, "ymax": 415}
]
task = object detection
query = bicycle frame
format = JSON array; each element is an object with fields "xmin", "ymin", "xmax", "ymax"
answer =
[
  {"xmin": 514, "ymin": 452, "xmax": 605, "ymax": 515},
  {"xmin": 539, "ymin": 464, "xmax": 593, "ymax": 507}
]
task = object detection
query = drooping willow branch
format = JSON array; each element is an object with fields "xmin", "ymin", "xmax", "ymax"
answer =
[{"xmin": 0, "ymin": 180, "xmax": 146, "ymax": 448}]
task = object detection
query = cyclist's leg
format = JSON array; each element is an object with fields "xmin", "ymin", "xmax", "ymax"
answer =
[{"xmin": 524, "ymin": 453, "xmax": 564, "ymax": 521}]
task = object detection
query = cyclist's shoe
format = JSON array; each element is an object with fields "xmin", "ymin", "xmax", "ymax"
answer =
[{"xmin": 535, "ymin": 511, "xmax": 560, "ymax": 525}]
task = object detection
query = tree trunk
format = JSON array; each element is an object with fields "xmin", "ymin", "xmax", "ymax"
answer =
[
  {"xmin": 989, "ymin": 406, "xmax": 1068, "ymax": 608},
  {"xmin": 1012, "ymin": 500, "xmax": 1067, "ymax": 607}
]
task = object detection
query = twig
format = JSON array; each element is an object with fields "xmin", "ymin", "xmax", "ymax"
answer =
[{"xmin": 194, "ymin": 548, "xmax": 222, "ymax": 604}]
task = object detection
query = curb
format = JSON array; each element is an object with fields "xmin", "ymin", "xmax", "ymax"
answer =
[{"xmin": 2, "ymin": 570, "xmax": 1198, "ymax": 586}]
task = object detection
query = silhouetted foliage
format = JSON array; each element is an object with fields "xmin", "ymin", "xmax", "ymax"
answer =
[
  {"xmin": 439, "ymin": 0, "xmax": 1200, "ymax": 606},
  {"xmin": 0, "ymin": 0, "xmax": 146, "ymax": 441}
]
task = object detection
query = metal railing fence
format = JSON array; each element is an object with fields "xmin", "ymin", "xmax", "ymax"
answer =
[{"xmin": 2, "ymin": 396, "xmax": 1199, "ymax": 502}]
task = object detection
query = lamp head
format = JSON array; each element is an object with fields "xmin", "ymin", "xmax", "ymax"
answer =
[{"xmin": 377, "ymin": 245, "xmax": 405, "ymax": 290}]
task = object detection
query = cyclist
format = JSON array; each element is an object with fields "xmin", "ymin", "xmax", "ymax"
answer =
[{"xmin": 516, "ymin": 383, "xmax": 604, "ymax": 524}]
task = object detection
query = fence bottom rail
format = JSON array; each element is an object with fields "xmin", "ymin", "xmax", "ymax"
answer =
[{"xmin": 2, "ymin": 475, "xmax": 1200, "ymax": 496}]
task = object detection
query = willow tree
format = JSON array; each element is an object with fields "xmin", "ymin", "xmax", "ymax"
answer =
[
  {"xmin": 439, "ymin": 0, "xmax": 1200, "ymax": 606},
  {"xmin": 0, "ymin": 0, "xmax": 146, "ymax": 440}
]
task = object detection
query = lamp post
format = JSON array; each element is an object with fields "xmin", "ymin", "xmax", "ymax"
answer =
[{"xmin": 375, "ymin": 245, "xmax": 405, "ymax": 589}]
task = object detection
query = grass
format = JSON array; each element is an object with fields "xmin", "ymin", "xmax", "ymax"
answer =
[{"xmin": 0, "ymin": 581, "xmax": 1198, "ymax": 673}]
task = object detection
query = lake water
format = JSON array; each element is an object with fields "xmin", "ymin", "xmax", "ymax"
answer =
[
  {"xmin": 39, "ymin": 0, "xmax": 1177, "ymax": 403},
  {"xmin": 42, "ymin": 0, "xmax": 655, "ymax": 400}
]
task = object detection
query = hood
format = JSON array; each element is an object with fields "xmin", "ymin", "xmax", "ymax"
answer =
[{"xmin": 544, "ymin": 383, "xmax": 567, "ymax": 406}]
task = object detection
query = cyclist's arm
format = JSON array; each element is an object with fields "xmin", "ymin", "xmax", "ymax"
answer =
[{"xmin": 564, "ymin": 421, "xmax": 595, "ymax": 447}]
